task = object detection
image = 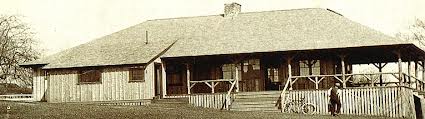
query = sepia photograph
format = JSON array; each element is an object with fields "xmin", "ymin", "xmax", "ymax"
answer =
[{"xmin": 0, "ymin": 0, "xmax": 425, "ymax": 118}]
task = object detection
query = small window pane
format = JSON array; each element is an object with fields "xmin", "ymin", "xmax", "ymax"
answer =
[
  {"xmin": 79, "ymin": 69, "xmax": 101, "ymax": 83},
  {"xmin": 129, "ymin": 67, "xmax": 145, "ymax": 82}
]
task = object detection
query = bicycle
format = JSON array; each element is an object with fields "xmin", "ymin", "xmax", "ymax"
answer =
[{"xmin": 283, "ymin": 97, "xmax": 316, "ymax": 114}]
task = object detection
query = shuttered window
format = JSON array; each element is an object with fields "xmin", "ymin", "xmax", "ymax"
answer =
[
  {"xmin": 78, "ymin": 69, "xmax": 102, "ymax": 84},
  {"xmin": 129, "ymin": 67, "xmax": 145, "ymax": 82}
]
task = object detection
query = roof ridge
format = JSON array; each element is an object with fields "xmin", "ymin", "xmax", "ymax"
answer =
[{"xmin": 146, "ymin": 8, "xmax": 326, "ymax": 22}]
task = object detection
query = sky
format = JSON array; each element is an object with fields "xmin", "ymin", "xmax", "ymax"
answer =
[{"xmin": 0, "ymin": 0, "xmax": 424, "ymax": 57}]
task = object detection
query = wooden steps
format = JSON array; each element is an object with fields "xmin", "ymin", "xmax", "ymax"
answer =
[{"xmin": 230, "ymin": 91, "xmax": 281, "ymax": 112}]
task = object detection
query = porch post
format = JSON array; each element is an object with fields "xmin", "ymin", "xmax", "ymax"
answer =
[
  {"xmin": 415, "ymin": 61, "xmax": 419, "ymax": 79},
  {"xmin": 378, "ymin": 63, "xmax": 383, "ymax": 86},
  {"xmin": 235, "ymin": 64, "xmax": 239, "ymax": 92},
  {"xmin": 408, "ymin": 61, "xmax": 411, "ymax": 87},
  {"xmin": 211, "ymin": 82, "xmax": 215, "ymax": 93},
  {"xmin": 186, "ymin": 64, "xmax": 191, "ymax": 94},
  {"xmin": 161, "ymin": 62, "xmax": 167, "ymax": 98},
  {"xmin": 287, "ymin": 57, "xmax": 293, "ymax": 90},
  {"xmin": 421, "ymin": 60, "xmax": 425, "ymax": 90},
  {"xmin": 397, "ymin": 52, "xmax": 403, "ymax": 86},
  {"xmin": 340, "ymin": 55, "xmax": 346, "ymax": 88},
  {"xmin": 415, "ymin": 61, "xmax": 419, "ymax": 89}
]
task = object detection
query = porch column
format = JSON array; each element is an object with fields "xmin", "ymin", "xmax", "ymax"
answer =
[
  {"xmin": 397, "ymin": 52, "xmax": 403, "ymax": 86},
  {"xmin": 186, "ymin": 64, "xmax": 191, "ymax": 94},
  {"xmin": 415, "ymin": 61, "xmax": 419, "ymax": 89},
  {"xmin": 161, "ymin": 62, "xmax": 167, "ymax": 98},
  {"xmin": 287, "ymin": 57, "xmax": 293, "ymax": 90},
  {"xmin": 373, "ymin": 63, "xmax": 387, "ymax": 86},
  {"xmin": 408, "ymin": 61, "xmax": 411, "ymax": 87},
  {"xmin": 235, "ymin": 64, "xmax": 239, "ymax": 92},
  {"xmin": 421, "ymin": 60, "xmax": 425, "ymax": 90},
  {"xmin": 340, "ymin": 55, "xmax": 346, "ymax": 88}
]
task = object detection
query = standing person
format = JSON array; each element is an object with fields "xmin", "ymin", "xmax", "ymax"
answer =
[{"xmin": 328, "ymin": 83, "xmax": 341, "ymax": 116}]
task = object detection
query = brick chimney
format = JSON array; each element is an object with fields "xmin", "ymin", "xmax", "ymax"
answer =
[{"xmin": 224, "ymin": 2, "xmax": 241, "ymax": 17}]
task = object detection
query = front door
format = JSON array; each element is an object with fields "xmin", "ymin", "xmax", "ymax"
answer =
[
  {"xmin": 240, "ymin": 59, "xmax": 263, "ymax": 92},
  {"xmin": 265, "ymin": 67, "xmax": 280, "ymax": 90}
]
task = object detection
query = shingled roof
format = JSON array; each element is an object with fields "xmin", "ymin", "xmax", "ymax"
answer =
[
  {"xmin": 22, "ymin": 8, "xmax": 421, "ymax": 69},
  {"xmin": 21, "ymin": 25, "xmax": 176, "ymax": 69},
  {"xmin": 160, "ymin": 8, "xmax": 412, "ymax": 57}
]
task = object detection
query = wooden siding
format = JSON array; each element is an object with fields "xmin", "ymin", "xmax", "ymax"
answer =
[
  {"xmin": 33, "ymin": 69, "xmax": 47, "ymax": 101},
  {"xmin": 46, "ymin": 63, "xmax": 156, "ymax": 103}
]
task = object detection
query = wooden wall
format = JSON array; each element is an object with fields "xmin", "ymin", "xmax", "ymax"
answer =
[
  {"xmin": 45, "ymin": 63, "xmax": 155, "ymax": 103},
  {"xmin": 32, "ymin": 69, "xmax": 47, "ymax": 101}
]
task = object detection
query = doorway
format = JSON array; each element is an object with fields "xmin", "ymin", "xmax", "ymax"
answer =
[
  {"xmin": 240, "ymin": 59, "xmax": 263, "ymax": 92},
  {"xmin": 154, "ymin": 63, "xmax": 162, "ymax": 97}
]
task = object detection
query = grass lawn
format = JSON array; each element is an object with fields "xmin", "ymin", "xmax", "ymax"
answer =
[{"xmin": 0, "ymin": 101, "xmax": 400, "ymax": 119}]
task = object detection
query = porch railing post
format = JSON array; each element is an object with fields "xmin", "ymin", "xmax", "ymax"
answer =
[{"xmin": 211, "ymin": 82, "xmax": 215, "ymax": 93}]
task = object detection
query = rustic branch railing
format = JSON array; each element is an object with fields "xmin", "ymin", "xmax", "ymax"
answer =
[
  {"xmin": 279, "ymin": 76, "xmax": 292, "ymax": 112},
  {"xmin": 402, "ymin": 73, "xmax": 425, "ymax": 91},
  {"xmin": 189, "ymin": 79, "xmax": 235, "ymax": 93},
  {"xmin": 283, "ymin": 72, "xmax": 425, "ymax": 96}
]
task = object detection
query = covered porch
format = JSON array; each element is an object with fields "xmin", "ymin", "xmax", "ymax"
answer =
[
  {"xmin": 160, "ymin": 44, "xmax": 425, "ymax": 97},
  {"xmin": 161, "ymin": 44, "xmax": 425, "ymax": 118}
]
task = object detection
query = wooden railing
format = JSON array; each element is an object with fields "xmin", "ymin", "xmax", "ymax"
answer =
[
  {"xmin": 0, "ymin": 94, "xmax": 33, "ymax": 101},
  {"xmin": 285, "ymin": 72, "xmax": 425, "ymax": 91},
  {"xmin": 279, "ymin": 76, "xmax": 292, "ymax": 112},
  {"xmin": 400, "ymin": 73, "xmax": 425, "ymax": 91},
  {"xmin": 189, "ymin": 79, "xmax": 235, "ymax": 93}
]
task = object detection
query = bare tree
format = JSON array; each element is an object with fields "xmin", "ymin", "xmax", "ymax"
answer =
[
  {"xmin": 0, "ymin": 15, "xmax": 39, "ymax": 87},
  {"xmin": 397, "ymin": 19, "xmax": 425, "ymax": 46}
]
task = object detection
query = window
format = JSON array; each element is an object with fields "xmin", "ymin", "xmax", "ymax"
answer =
[
  {"xmin": 299, "ymin": 60, "xmax": 320, "ymax": 76},
  {"xmin": 129, "ymin": 67, "xmax": 145, "ymax": 82},
  {"xmin": 267, "ymin": 68, "xmax": 279, "ymax": 82},
  {"xmin": 222, "ymin": 63, "xmax": 241, "ymax": 80},
  {"xmin": 78, "ymin": 69, "xmax": 101, "ymax": 83}
]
